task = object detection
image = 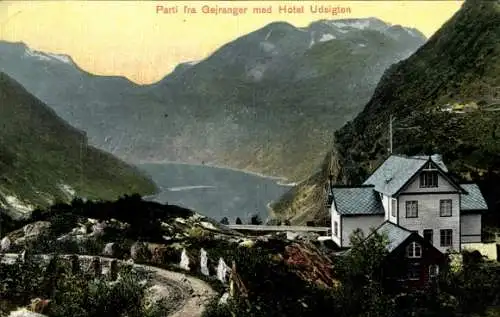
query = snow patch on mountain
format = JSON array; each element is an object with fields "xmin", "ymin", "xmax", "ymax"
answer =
[
  {"xmin": 264, "ymin": 30, "xmax": 272, "ymax": 41},
  {"xmin": 309, "ymin": 31, "xmax": 316, "ymax": 48},
  {"xmin": 24, "ymin": 48, "xmax": 51, "ymax": 61},
  {"xmin": 260, "ymin": 41, "xmax": 277, "ymax": 53},
  {"xmin": 405, "ymin": 28, "xmax": 421, "ymax": 38},
  {"xmin": 246, "ymin": 64, "xmax": 266, "ymax": 81},
  {"xmin": 331, "ymin": 20, "xmax": 371, "ymax": 30},
  {"xmin": 23, "ymin": 47, "xmax": 72, "ymax": 64},
  {"xmin": 319, "ymin": 33, "xmax": 336, "ymax": 42},
  {"xmin": 45, "ymin": 52, "xmax": 72, "ymax": 64}
]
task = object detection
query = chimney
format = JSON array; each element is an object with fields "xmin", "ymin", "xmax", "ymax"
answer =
[
  {"xmin": 328, "ymin": 174, "xmax": 334, "ymax": 194},
  {"xmin": 431, "ymin": 154, "xmax": 442, "ymax": 164}
]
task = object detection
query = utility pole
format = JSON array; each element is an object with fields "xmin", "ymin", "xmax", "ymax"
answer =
[
  {"xmin": 389, "ymin": 115, "xmax": 396, "ymax": 154},
  {"xmin": 388, "ymin": 113, "xmax": 419, "ymax": 155}
]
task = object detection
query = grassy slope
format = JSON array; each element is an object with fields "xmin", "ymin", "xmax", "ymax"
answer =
[
  {"xmin": 272, "ymin": 0, "xmax": 500, "ymax": 224},
  {"xmin": 0, "ymin": 72, "xmax": 156, "ymax": 214}
]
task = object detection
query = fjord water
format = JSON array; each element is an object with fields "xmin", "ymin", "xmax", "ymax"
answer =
[{"xmin": 137, "ymin": 163, "xmax": 290, "ymax": 222}]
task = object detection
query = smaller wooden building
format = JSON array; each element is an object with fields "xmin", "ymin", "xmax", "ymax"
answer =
[{"xmin": 352, "ymin": 221, "xmax": 448, "ymax": 290}]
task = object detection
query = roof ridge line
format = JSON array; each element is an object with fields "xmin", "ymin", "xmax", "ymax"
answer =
[
  {"xmin": 392, "ymin": 154, "xmax": 428, "ymax": 161},
  {"xmin": 331, "ymin": 184, "xmax": 375, "ymax": 188}
]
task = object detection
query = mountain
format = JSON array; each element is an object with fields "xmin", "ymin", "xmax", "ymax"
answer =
[
  {"xmin": 271, "ymin": 0, "xmax": 500, "ymax": 225},
  {"xmin": 0, "ymin": 18, "xmax": 426, "ymax": 181},
  {"xmin": 0, "ymin": 72, "xmax": 157, "ymax": 219}
]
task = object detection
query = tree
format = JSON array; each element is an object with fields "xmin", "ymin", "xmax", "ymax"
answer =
[
  {"xmin": 220, "ymin": 217, "xmax": 229, "ymax": 225},
  {"xmin": 250, "ymin": 214, "xmax": 262, "ymax": 225},
  {"xmin": 334, "ymin": 229, "xmax": 395, "ymax": 317},
  {"xmin": 235, "ymin": 217, "xmax": 242, "ymax": 225}
]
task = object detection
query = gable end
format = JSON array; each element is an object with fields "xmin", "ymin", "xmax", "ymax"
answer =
[{"xmin": 394, "ymin": 159, "xmax": 465, "ymax": 197}]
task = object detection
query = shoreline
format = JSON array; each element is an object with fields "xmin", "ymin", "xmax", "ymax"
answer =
[{"xmin": 136, "ymin": 160, "xmax": 300, "ymax": 187}]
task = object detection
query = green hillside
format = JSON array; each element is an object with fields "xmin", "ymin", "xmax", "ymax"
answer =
[
  {"xmin": 0, "ymin": 72, "xmax": 157, "ymax": 218},
  {"xmin": 272, "ymin": 0, "xmax": 500, "ymax": 224}
]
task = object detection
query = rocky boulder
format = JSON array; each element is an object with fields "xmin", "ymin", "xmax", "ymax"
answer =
[
  {"xmin": 1, "ymin": 236, "xmax": 11, "ymax": 252},
  {"xmin": 8, "ymin": 309, "xmax": 47, "ymax": 317},
  {"xmin": 130, "ymin": 241, "xmax": 152, "ymax": 263},
  {"xmin": 23, "ymin": 222, "xmax": 51, "ymax": 238},
  {"xmin": 102, "ymin": 242, "xmax": 117, "ymax": 257}
]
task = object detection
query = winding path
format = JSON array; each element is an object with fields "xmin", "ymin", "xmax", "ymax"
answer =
[{"xmin": 0, "ymin": 253, "xmax": 216, "ymax": 317}]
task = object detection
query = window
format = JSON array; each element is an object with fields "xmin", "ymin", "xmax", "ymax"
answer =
[
  {"xmin": 334, "ymin": 221, "xmax": 339, "ymax": 237},
  {"xmin": 440, "ymin": 229, "xmax": 453, "ymax": 247},
  {"xmin": 391, "ymin": 199, "xmax": 397, "ymax": 217},
  {"xmin": 440, "ymin": 199, "xmax": 452, "ymax": 217},
  {"xmin": 407, "ymin": 263, "xmax": 421, "ymax": 280},
  {"xmin": 406, "ymin": 201, "xmax": 418, "ymax": 218},
  {"xmin": 423, "ymin": 229, "xmax": 433, "ymax": 244},
  {"xmin": 406, "ymin": 242, "xmax": 422, "ymax": 258},
  {"xmin": 419, "ymin": 171, "xmax": 438, "ymax": 188},
  {"xmin": 429, "ymin": 265, "xmax": 439, "ymax": 279},
  {"xmin": 423, "ymin": 162, "xmax": 435, "ymax": 170}
]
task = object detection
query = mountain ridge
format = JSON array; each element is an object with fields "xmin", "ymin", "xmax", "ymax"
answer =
[
  {"xmin": 0, "ymin": 17, "xmax": 426, "ymax": 181},
  {"xmin": 0, "ymin": 72, "xmax": 157, "ymax": 219}
]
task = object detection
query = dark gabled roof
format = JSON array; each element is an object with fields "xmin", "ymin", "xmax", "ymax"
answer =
[
  {"xmin": 331, "ymin": 185, "xmax": 384, "ymax": 215},
  {"xmin": 371, "ymin": 221, "xmax": 413, "ymax": 252},
  {"xmin": 340, "ymin": 221, "xmax": 413, "ymax": 256},
  {"xmin": 460, "ymin": 184, "xmax": 488, "ymax": 211},
  {"xmin": 363, "ymin": 154, "xmax": 461, "ymax": 196}
]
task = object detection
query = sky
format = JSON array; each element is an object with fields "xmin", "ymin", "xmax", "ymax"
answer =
[{"xmin": 0, "ymin": 1, "xmax": 463, "ymax": 85}]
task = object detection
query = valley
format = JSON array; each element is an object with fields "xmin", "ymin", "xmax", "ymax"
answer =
[{"xmin": 0, "ymin": 17, "xmax": 426, "ymax": 181}]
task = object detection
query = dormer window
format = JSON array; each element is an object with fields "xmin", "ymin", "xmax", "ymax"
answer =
[
  {"xmin": 406, "ymin": 242, "xmax": 422, "ymax": 258},
  {"xmin": 419, "ymin": 171, "xmax": 438, "ymax": 188}
]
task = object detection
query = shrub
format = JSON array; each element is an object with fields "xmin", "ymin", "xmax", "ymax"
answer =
[{"xmin": 0, "ymin": 254, "xmax": 163, "ymax": 317}]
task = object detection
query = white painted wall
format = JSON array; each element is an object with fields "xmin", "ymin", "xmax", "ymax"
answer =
[
  {"xmin": 460, "ymin": 214, "xmax": 482, "ymax": 243},
  {"xmin": 389, "ymin": 197, "xmax": 398, "ymax": 224},
  {"xmin": 380, "ymin": 193, "xmax": 397, "ymax": 223},
  {"xmin": 381, "ymin": 194, "xmax": 390, "ymax": 220},
  {"xmin": 398, "ymin": 193, "xmax": 460, "ymax": 252},
  {"xmin": 341, "ymin": 215, "xmax": 384, "ymax": 247},
  {"xmin": 402, "ymin": 172, "xmax": 458, "ymax": 193},
  {"xmin": 331, "ymin": 204, "xmax": 341, "ymax": 246}
]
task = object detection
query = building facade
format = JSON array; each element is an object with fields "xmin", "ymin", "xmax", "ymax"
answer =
[{"xmin": 328, "ymin": 154, "xmax": 488, "ymax": 253}]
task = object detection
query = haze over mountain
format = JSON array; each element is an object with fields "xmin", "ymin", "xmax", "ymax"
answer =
[
  {"xmin": 272, "ymin": 0, "xmax": 500, "ymax": 225},
  {"xmin": 0, "ymin": 17, "xmax": 426, "ymax": 181},
  {"xmin": 0, "ymin": 72, "xmax": 157, "ymax": 219}
]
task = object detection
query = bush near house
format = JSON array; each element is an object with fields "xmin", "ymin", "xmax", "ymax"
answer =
[{"xmin": 205, "ymin": 229, "xmax": 500, "ymax": 317}]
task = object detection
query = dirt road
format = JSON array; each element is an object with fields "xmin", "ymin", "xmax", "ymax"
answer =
[{"xmin": 1, "ymin": 253, "xmax": 216, "ymax": 317}]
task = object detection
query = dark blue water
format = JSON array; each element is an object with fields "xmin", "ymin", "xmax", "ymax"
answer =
[{"xmin": 137, "ymin": 163, "xmax": 290, "ymax": 223}]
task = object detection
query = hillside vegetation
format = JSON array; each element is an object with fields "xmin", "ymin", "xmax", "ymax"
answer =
[
  {"xmin": 272, "ymin": 0, "xmax": 500, "ymax": 224},
  {"xmin": 4, "ymin": 197, "xmax": 500, "ymax": 317},
  {"xmin": 0, "ymin": 72, "xmax": 156, "ymax": 218}
]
